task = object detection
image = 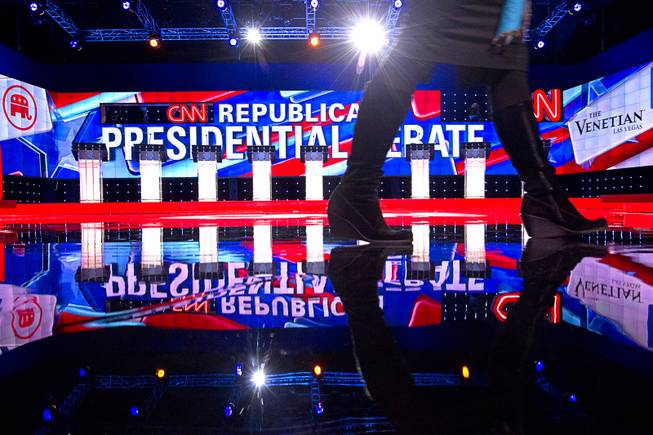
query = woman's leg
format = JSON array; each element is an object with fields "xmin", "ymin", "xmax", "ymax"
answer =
[
  {"xmin": 488, "ymin": 69, "xmax": 607, "ymax": 237},
  {"xmin": 327, "ymin": 48, "xmax": 434, "ymax": 245}
]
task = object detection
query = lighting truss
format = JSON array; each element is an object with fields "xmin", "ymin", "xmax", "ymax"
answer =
[
  {"xmin": 384, "ymin": 0, "xmax": 402, "ymax": 31},
  {"xmin": 83, "ymin": 26, "xmax": 351, "ymax": 42},
  {"xmin": 525, "ymin": 1, "xmax": 569, "ymax": 41},
  {"xmin": 93, "ymin": 371, "xmax": 464, "ymax": 389},
  {"xmin": 305, "ymin": 0, "xmax": 316, "ymax": 35},
  {"xmin": 218, "ymin": 1, "xmax": 238, "ymax": 37},
  {"xmin": 134, "ymin": 0, "xmax": 159, "ymax": 35},
  {"xmin": 44, "ymin": 0, "xmax": 79, "ymax": 36}
]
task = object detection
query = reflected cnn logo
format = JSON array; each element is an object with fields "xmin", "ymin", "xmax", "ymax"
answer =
[{"xmin": 532, "ymin": 89, "xmax": 562, "ymax": 122}]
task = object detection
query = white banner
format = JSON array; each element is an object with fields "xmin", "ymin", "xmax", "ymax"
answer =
[
  {"xmin": 0, "ymin": 74, "xmax": 53, "ymax": 141},
  {"xmin": 567, "ymin": 255, "xmax": 653, "ymax": 350},
  {"xmin": 0, "ymin": 284, "xmax": 56, "ymax": 351},
  {"xmin": 568, "ymin": 61, "xmax": 653, "ymax": 165}
]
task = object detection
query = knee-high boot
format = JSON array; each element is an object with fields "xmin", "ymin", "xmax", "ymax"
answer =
[
  {"xmin": 493, "ymin": 101, "xmax": 607, "ymax": 238},
  {"xmin": 327, "ymin": 164, "xmax": 412, "ymax": 245}
]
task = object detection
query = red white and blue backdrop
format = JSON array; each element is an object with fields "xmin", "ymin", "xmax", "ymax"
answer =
[{"xmin": 1, "ymin": 59, "xmax": 652, "ymax": 179}]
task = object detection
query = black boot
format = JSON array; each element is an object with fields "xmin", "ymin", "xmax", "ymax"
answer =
[
  {"xmin": 493, "ymin": 101, "xmax": 608, "ymax": 238},
  {"xmin": 327, "ymin": 164, "xmax": 412, "ymax": 246}
]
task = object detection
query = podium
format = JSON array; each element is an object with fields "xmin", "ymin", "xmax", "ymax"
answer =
[
  {"xmin": 192, "ymin": 145, "xmax": 223, "ymax": 202},
  {"xmin": 72, "ymin": 142, "xmax": 109, "ymax": 203}
]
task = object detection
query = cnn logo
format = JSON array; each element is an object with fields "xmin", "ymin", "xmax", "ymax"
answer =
[{"xmin": 532, "ymin": 89, "xmax": 562, "ymax": 122}]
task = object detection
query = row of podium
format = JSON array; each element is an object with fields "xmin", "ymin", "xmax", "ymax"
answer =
[{"xmin": 72, "ymin": 142, "xmax": 496, "ymax": 203}]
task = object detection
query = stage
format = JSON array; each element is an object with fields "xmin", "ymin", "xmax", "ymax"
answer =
[{"xmin": 1, "ymin": 197, "xmax": 652, "ymax": 229}]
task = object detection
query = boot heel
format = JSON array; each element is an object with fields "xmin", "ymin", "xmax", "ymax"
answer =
[
  {"xmin": 328, "ymin": 212, "xmax": 365, "ymax": 240},
  {"xmin": 521, "ymin": 214, "xmax": 571, "ymax": 238}
]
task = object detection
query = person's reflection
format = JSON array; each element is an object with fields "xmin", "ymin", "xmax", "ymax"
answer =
[
  {"xmin": 328, "ymin": 245, "xmax": 432, "ymax": 433},
  {"xmin": 329, "ymin": 239, "xmax": 607, "ymax": 434},
  {"xmin": 488, "ymin": 238, "xmax": 607, "ymax": 434}
]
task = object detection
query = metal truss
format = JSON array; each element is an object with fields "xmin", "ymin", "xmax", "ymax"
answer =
[
  {"xmin": 45, "ymin": 0, "xmax": 79, "ymax": 36},
  {"xmin": 219, "ymin": 1, "xmax": 238, "ymax": 37},
  {"xmin": 84, "ymin": 26, "xmax": 351, "ymax": 42},
  {"xmin": 526, "ymin": 1, "xmax": 570, "ymax": 41},
  {"xmin": 305, "ymin": 0, "xmax": 316, "ymax": 35},
  {"xmin": 135, "ymin": 0, "xmax": 159, "ymax": 34},
  {"xmin": 384, "ymin": 0, "xmax": 402, "ymax": 31},
  {"xmin": 93, "ymin": 371, "xmax": 464, "ymax": 389}
]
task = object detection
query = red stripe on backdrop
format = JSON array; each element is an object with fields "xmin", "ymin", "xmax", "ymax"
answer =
[
  {"xmin": 48, "ymin": 92, "xmax": 101, "ymax": 108},
  {"xmin": 557, "ymin": 127, "xmax": 653, "ymax": 174}
]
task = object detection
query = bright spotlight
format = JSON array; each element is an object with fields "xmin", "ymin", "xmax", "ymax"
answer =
[
  {"xmin": 573, "ymin": 3, "xmax": 582, "ymax": 12},
  {"xmin": 229, "ymin": 37, "xmax": 239, "ymax": 47},
  {"xmin": 155, "ymin": 368, "xmax": 166, "ymax": 379},
  {"xmin": 461, "ymin": 365, "xmax": 470, "ymax": 380},
  {"xmin": 314, "ymin": 402, "xmax": 324, "ymax": 415},
  {"xmin": 313, "ymin": 365, "xmax": 323, "ymax": 377},
  {"xmin": 350, "ymin": 19, "xmax": 386, "ymax": 54},
  {"xmin": 251, "ymin": 368, "xmax": 266, "ymax": 387},
  {"xmin": 130, "ymin": 405, "xmax": 140, "ymax": 417},
  {"xmin": 235, "ymin": 363, "xmax": 243, "ymax": 376},
  {"xmin": 217, "ymin": 0, "xmax": 227, "ymax": 10},
  {"xmin": 224, "ymin": 403, "xmax": 234, "ymax": 417},
  {"xmin": 535, "ymin": 361, "xmax": 545, "ymax": 373},
  {"xmin": 536, "ymin": 40, "xmax": 545, "ymax": 49},
  {"xmin": 308, "ymin": 32, "xmax": 320, "ymax": 48},
  {"xmin": 310, "ymin": 0, "xmax": 319, "ymax": 8},
  {"xmin": 393, "ymin": 0, "xmax": 403, "ymax": 9},
  {"xmin": 122, "ymin": 1, "xmax": 131, "ymax": 10},
  {"xmin": 246, "ymin": 28, "xmax": 262, "ymax": 44}
]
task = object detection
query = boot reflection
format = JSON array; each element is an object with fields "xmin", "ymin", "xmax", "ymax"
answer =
[
  {"xmin": 488, "ymin": 238, "xmax": 607, "ymax": 434},
  {"xmin": 328, "ymin": 245, "xmax": 431, "ymax": 434}
]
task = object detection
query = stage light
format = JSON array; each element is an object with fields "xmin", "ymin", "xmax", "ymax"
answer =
[
  {"xmin": 536, "ymin": 40, "xmax": 545, "ymax": 49},
  {"xmin": 310, "ymin": 0, "xmax": 319, "ymax": 8},
  {"xmin": 573, "ymin": 3, "xmax": 582, "ymax": 12},
  {"xmin": 313, "ymin": 365, "xmax": 323, "ymax": 377},
  {"xmin": 69, "ymin": 37, "xmax": 84, "ymax": 51},
  {"xmin": 217, "ymin": 0, "xmax": 227, "ymax": 10},
  {"xmin": 149, "ymin": 33, "xmax": 161, "ymax": 48},
  {"xmin": 568, "ymin": 394, "xmax": 577, "ymax": 403},
  {"xmin": 130, "ymin": 406, "xmax": 140, "ymax": 417},
  {"xmin": 122, "ymin": 1, "xmax": 131, "ymax": 10},
  {"xmin": 461, "ymin": 365, "xmax": 470, "ymax": 380},
  {"xmin": 251, "ymin": 368, "xmax": 266, "ymax": 388},
  {"xmin": 28, "ymin": 2, "xmax": 45, "ymax": 15},
  {"xmin": 308, "ymin": 32, "xmax": 320, "ymax": 48},
  {"xmin": 235, "ymin": 363, "xmax": 243, "ymax": 376},
  {"xmin": 42, "ymin": 407, "xmax": 54, "ymax": 423},
  {"xmin": 224, "ymin": 403, "xmax": 235, "ymax": 417},
  {"xmin": 246, "ymin": 27, "xmax": 262, "ymax": 44},
  {"xmin": 229, "ymin": 36, "xmax": 239, "ymax": 47},
  {"xmin": 78, "ymin": 367, "xmax": 87, "ymax": 378},
  {"xmin": 155, "ymin": 368, "xmax": 166, "ymax": 379},
  {"xmin": 393, "ymin": 0, "xmax": 403, "ymax": 9},
  {"xmin": 314, "ymin": 402, "xmax": 324, "ymax": 415},
  {"xmin": 535, "ymin": 361, "xmax": 545, "ymax": 373},
  {"xmin": 350, "ymin": 19, "xmax": 386, "ymax": 54}
]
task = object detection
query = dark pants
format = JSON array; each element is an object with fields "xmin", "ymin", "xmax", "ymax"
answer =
[{"xmin": 348, "ymin": 50, "xmax": 530, "ymax": 168}]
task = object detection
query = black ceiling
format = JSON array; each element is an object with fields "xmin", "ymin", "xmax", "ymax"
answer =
[{"xmin": 0, "ymin": 0, "xmax": 650, "ymax": 65}]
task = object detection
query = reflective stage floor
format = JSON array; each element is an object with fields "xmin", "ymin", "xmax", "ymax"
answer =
[{"xmin": 1, "ymin": 219, "xmax": 653, "ymax": 434}]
